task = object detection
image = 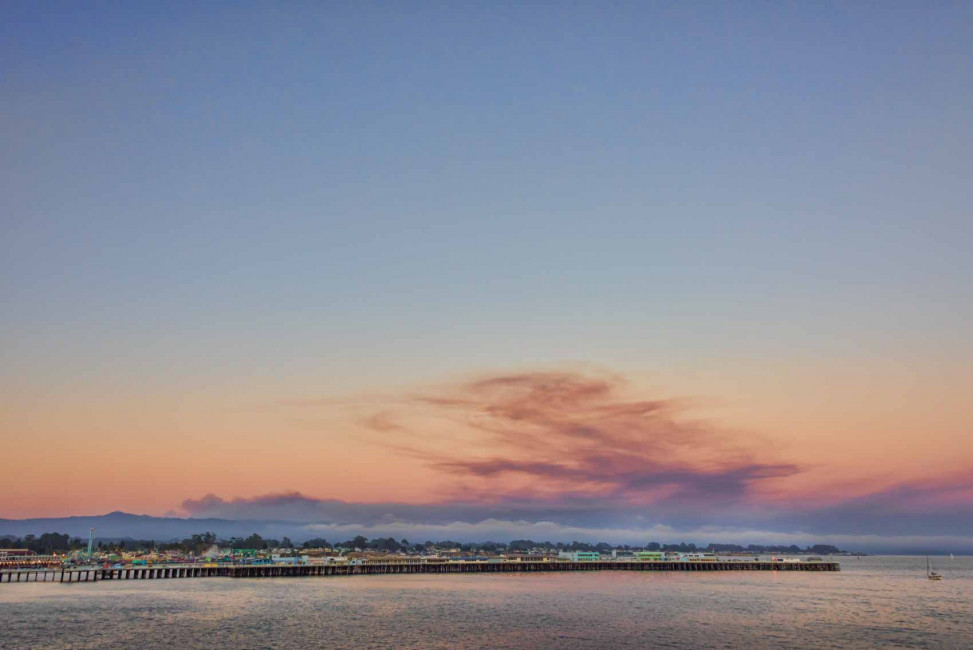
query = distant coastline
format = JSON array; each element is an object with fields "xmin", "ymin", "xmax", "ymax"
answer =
[{"xmin": 2, "ymin": 528, "xmax": 849, "ymax": 562}]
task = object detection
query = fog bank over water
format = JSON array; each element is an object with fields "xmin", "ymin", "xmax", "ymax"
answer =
[{"xmin": 176, "ymin": 487, "xmax": 973, "ymax": 550}]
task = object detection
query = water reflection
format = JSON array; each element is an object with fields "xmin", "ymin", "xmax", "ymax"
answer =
[{"xmin": 1, "ymin": 556, "xmax": 971, "ymax": 649}]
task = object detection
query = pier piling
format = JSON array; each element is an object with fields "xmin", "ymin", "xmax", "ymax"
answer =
[{"xmin": 2, "ymin": 559, "xmax": 839, "ymax": 585}]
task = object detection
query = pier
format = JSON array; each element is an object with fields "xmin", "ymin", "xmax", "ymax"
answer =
[{"xmin": 0, "ymin": 559, "xmax": 839, "ymax": 583}]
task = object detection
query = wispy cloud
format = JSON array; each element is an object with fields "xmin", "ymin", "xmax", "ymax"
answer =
[
  {"xmin": 372, "ymin": 370, "xmax": 800, "ymax": 507},
  {"xmin": 175, "ymin": 369, "xmax": 973, "ymax": 549},
  {"xmin": 769, "ymin": 473, "xmax": 973, "ymax": 537}
]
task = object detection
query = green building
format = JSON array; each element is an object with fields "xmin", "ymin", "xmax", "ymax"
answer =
[{"xmin": 635, "ymin": 551, "xmax": 665, "ymax": 561}]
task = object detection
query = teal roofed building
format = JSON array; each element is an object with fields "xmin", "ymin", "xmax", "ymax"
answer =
[{"xmin": 558, "ymin": 551, "xmax": 601, "ymax": 562}]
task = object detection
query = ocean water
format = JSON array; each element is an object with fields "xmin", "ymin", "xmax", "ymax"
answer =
[{"xmin": 1, "ymin": 556, "xmax": 971, "ymax": 649}]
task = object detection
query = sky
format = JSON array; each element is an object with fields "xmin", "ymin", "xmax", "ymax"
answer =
[{"xmin": 2, "ymin": 1, "xmax": 972, "ymax": 550}]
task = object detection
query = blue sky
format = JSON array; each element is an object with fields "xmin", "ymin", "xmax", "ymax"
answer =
[{"xmin": 6, "ymin": 3, "xmax": 971, "ymax": 364}]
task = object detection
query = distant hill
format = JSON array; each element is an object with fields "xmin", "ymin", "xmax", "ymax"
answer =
[{"xmin": 0, "ymin": 511, "xmax": 299, "ymax": 542}]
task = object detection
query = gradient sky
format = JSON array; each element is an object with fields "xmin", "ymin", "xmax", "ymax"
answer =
[{"xmin": 2, "ymin": 1, "xmax": 972, "ymax": 548}]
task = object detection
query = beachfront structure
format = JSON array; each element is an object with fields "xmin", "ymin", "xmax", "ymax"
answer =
[
  {"xmin": 0, "ymin": 557, "xmax": 841, "ymax": 584},
  {"xmin": 681, "ymin": 553, "xmax": 717, "ymax": 562},
  {"xmin": 634, "ymin": 551, "xmax": 665, "ymax": 561},
  {"xmin": 558, "ymin": 551, "xmax": 601, "ymax": 562}
]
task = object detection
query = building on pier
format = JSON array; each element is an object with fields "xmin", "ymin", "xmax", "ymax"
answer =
[
  {"xmin": 558, "ymin": 551, "xmax": 601, "ymax": 562},
  {"xmin": 634, "ymin": 551, "xmax": 665, "ymax": 561}
]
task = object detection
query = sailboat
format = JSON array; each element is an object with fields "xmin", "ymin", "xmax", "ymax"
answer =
[{"xmin": 927, "ymin": 556, "xmax": 942, "ymax": 581}]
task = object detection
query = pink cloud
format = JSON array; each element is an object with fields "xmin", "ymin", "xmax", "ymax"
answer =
[{"xmin": 367, "ymin": 370, "xmax": 800, "ymax": 508}]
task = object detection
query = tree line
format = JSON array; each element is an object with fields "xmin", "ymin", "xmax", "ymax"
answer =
[
  {"xmin": 1, "ymin": 533, "xmax": 82, "ymax": 553},
  {"xmin": 1, "ymin": 532, "xmax": 845, "ymax": 556}
]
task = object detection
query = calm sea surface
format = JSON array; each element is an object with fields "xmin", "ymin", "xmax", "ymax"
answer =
[{"xmin": 1, "ymin": 556, "xmax": 971, "ymax": 649}]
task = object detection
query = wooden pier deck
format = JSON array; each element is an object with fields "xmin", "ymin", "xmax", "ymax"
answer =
[{"xmin": 1, "ymin": 560, "xmax": 839, "ymax": 584}]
